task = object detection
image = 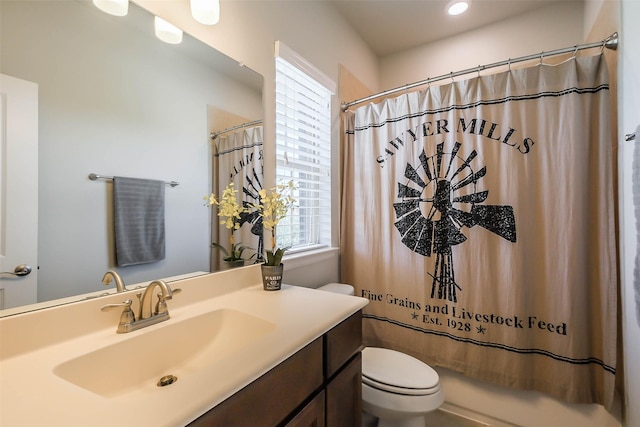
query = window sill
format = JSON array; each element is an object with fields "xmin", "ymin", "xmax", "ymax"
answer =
[{"xmin": 282, "ymin": 247, "xmax": 338, "ymax": 271}]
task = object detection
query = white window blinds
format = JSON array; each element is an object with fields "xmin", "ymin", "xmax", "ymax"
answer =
[{"xmin": 275, "ymin": 42, "xmax": 334, "ymax": 252}]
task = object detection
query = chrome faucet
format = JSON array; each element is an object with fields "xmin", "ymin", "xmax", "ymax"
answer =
[
  {"xmin": 101, "ymin": 280, "xmax": 180, "ymax": 334},
  {"xmin": 102, "ymin": 270, "xmax": 127, "ymax": 292}
]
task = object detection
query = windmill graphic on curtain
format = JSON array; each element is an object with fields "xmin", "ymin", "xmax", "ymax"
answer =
[
  {"xmin": 393, "ymin": 142, "xmax": 517, "ymax": 302},
  {"xmin": 239, "ymin": 167, "xmax": 265, "ymax": 263}
]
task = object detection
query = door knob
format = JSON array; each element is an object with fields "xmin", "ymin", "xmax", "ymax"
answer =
[{"xmin": 1, "ymin": 264, "xmax": 32, "ymax": 277}]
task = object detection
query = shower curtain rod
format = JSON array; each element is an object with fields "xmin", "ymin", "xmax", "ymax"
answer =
[
  {"xmin": 210, "ymin": 119, "xmax": 263, "ymax": 140},
  {"xmin": 341, "ymin": 32, "xmax": 619, "ymax": 112}
]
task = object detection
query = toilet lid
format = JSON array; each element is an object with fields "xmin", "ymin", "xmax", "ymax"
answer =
[{"xmin": 362, "ymin": 347, "xmax": 439, "ymax": 395}]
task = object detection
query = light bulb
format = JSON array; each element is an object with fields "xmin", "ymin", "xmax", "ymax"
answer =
[
  {"xmin": 190, "ymin": 0, "xmax": 220, "ymax": 25},
  {"xmin": 154, "ymin": 17, "xmax": 183, "ymax": 44},
  {"xmin": 93, "ymin": 0, "xmax": 128, "ymax": 16},
  {"xmin": 447, "ymin": 0, "xmax": 470, "ymax": 16}
]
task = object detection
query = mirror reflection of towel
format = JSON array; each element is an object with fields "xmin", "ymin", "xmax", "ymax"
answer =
[{"xmin": 113, "ymin": 176, "xmax": 165, "ymax": 266}]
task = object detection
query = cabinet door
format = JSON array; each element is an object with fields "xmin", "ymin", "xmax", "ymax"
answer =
[
  {"xmin": 189, "ymin": 338, "xmax": 323, "ymax": 426},
  {"xmin": 285, "ymin": 391, "xmax": 326, "ymax": 427},
  {"xmin": 325, "ymin": 353, "xmax": 362, "ymax": 427}
]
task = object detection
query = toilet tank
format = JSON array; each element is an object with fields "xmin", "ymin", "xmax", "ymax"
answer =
[{"xmin": 317, "ymin": 283, "xmax": 355, "ymax": 296}]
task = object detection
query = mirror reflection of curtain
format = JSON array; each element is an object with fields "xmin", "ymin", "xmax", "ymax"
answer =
[{"xmin": 212, "ymin": 125, "xmax": 264, "ymax": 270}]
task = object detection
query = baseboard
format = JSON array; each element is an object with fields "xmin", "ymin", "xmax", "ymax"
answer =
[{"xmin": 425, "ymin": 402, "xmax": 521, "ymax": 427}]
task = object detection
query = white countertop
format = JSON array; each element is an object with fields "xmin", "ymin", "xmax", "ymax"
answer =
[{"xmin": 0, "ymin": 265, "xmax": 368, "ymax": 426}]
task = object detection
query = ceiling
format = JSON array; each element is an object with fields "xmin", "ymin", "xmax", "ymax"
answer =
[{"xmin": 330, "ymin": 0, "xmax": 561, "ymax": 56}]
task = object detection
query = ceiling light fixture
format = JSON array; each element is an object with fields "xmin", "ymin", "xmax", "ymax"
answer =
[
  {"xmin": 92, "ymin": 0, "xmax": 128, "ymax": 16},
  {"xmin": 154, "ymin": 17, "xmax": 183, "ymax": 44},
  {"xmin": 447, "ymin": 0, "xmax": 470, "ymax": 16},
  {"xmin": 190, "ymin": 0, "xmax": 220, "ymax": 25}
]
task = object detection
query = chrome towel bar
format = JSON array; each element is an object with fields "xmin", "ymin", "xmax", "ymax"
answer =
[{"xmin": 88, "ymin": 173, "xmax": 179, "ymax": 187}]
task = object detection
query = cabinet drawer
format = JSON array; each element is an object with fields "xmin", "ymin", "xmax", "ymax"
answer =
[
  {"xmin": 189, "ymin": 337, "xmax": 323, "ymax": 427},
  {"xmin": 324, "ymin": 310, "xmax": 362, "ymax": 378}
]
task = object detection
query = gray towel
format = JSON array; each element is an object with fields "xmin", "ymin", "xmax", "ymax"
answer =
[{"xmin": 113, "ymin": 176, "xmax": 165, "ymax": 266}]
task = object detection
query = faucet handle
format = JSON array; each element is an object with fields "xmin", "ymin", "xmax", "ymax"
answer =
[
  {"xmin": 155, "ymin": 288, "xmax": 181, "ymax": 315},
  {"xmin": 101, "ymin": 300, "xmax": 136, "ymax": 332},
  {"xmin": 101, "ymin": 299, "xmax": 133, "ymax": 312},
  {"xmin": 157, "ymin": 287, "xmax": 182, "ymax": 300}
]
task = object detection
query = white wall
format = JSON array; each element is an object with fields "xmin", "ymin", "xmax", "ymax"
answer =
[
  {"xmin": 618, "ymin": 0, "xmax": 640, "ymax": 426},
  {"xmin": 379, "ymin": 1, "xmax": 584, "ymax": 91}
]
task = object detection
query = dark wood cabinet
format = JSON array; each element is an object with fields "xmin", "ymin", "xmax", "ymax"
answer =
[
  {"xmin": 188, "ymin": 310, "xmax": 362, "ymax": 427},
  {"xmin": 324, "ymin": 311, "xmax": 362, "ymax": 427},
  {"xmin": 326, "ymin": 353, "xmax": 362, "ymax": 427},
  {"xmin": 285, "ymin": 391, "xmax": 326, "ymax": 427}
]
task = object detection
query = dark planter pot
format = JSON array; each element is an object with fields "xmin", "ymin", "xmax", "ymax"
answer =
[{"xmin": 261, "ymin": 264, "xmax": 284, "ymax": 291}]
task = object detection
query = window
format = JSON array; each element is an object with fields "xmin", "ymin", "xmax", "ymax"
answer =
[{"xmin": 275, "ymin": 42, "xmax": 334, "ymax": 253}]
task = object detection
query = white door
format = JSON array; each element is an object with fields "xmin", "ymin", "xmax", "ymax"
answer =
[{"xmin": 0, "ymin": 74, "xmax": 38, "ymax": 310}]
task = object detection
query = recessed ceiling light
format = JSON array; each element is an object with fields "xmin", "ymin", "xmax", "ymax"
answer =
[
  {"xmin": 190, "ymin": 0, "xmax": 220, "ymax": 25},
  {"xmin": 447, "ymin": 0, "xmax": 470, "ymax": 16},
  {"xmin": 154, "ymin": 17, "xmax": 183, "ymax": 44},
  {"xmin": 93, "ymin": 0, "xmax": 128, "ymax": 16}
]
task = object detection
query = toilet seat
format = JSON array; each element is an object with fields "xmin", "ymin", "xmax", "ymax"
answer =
[{"xmin": 362, "ymin": 347, "xmax": 440, "ymax": 396}]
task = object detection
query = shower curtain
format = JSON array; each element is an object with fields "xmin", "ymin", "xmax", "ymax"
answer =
[
  {"xmin": 212, "ymin": 125, "xmax": 264, "ymax": 268},
  {"xmin": 342, "ymin": 54, "xmax": 617, "ymax": 407}
]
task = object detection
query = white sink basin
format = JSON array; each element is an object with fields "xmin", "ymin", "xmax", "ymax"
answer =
[{"xmin": 53, "ymin": 308, "xmax": 276, "ymax": 398}]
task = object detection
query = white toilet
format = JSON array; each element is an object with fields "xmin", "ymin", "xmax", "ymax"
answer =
[{"xmin": 317, "ymin": 283, "xmax": 445, "ymax": 427}]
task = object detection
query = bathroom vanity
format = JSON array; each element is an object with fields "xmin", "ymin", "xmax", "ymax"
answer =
[
  {"xmin": 189, "ymin": 310, "xmax": 363, "ymax": 426},
  {"xmin": 0, "ymin": 265, "xmax": 368, "ymax": 426}
]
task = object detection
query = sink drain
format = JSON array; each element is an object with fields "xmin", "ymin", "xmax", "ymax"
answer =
[{"xmin": 157, "ymin": 375, "xmax": 178, "ymax": 387}]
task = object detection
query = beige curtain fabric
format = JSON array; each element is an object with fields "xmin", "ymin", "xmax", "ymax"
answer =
[
  {"xmin": 342, "ymin": 54, "xmax": 616, "ymax": 407},
  {"xmin": 212, "ymin": 126, "xmax": 264, "ymax": 268}
]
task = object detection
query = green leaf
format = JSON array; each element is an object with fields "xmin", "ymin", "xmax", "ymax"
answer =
[
  {"xmin": 265, "ymin": 250, "xmax": 276, "ymax": 266},
  {"xmin": 211, "ymin": 242, "xmax": 230, "ymax": 257},
  {"xmin": 213, "ymin": 242, "xmax": 254, "ymax": 261},
  {"xmin": 272, "ymin": 248, "xmax": 286, "ymax": 266},
  {"xmin": 264, "ymin": 248, "xmax": 287, "ymax": 266}
]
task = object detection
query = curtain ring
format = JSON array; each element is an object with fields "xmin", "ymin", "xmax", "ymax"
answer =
[
  {"xmin": 508, "ymin": 58, "xmax": 512, "ymax": 72},
  {"xmin": 539, "ymin": 51, "xmax": 544, "ymax": 65},
  {"xmin": 477, "ymin": 65, "xmax": 481, "ymax": 78},
  {"xmin": 572, "ymin": 45, "xmax": 578, "ymax": 59},
  {"xmin": 600, "ymin": 39, "xmax": 606, "ymax": 52}
]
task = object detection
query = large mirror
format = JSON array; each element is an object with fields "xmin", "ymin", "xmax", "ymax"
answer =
[{"xmin": 0, "ymin": 0, "xmax": 263, "ymax": 314}]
